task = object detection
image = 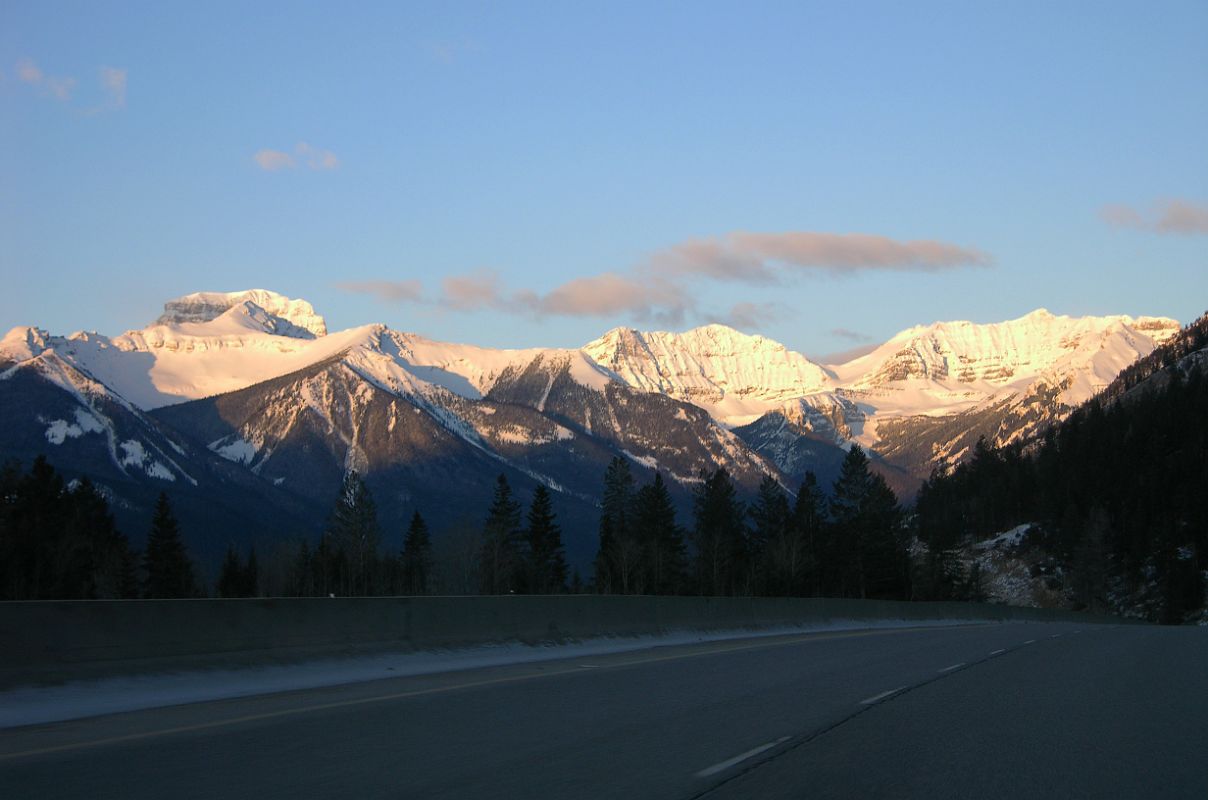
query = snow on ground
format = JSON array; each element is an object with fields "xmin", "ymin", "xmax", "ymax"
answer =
[
  {"xmin": 973, "ymin": 523, "xmax": 1034, "ymax": 551},
  {"xmin": 0, "ymin": 619, "xmax": 985, "ymax": 729}
]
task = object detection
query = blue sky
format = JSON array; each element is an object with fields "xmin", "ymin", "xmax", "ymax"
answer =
[{"xmin": 2, "ymin": 0, "xmax": 1206, "ymax": 359}]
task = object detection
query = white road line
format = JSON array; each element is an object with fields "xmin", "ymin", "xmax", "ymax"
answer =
[
  {"xmin": 1050, "ymin": 634, "xmax": 1062, "ymax": 638},
  {"xmin": 577, "ymin": 665, "xmax": 600, "ymax": 669},
  {"xmin": 859, "ymin": 687, "xmax": 905, "ymax": 705},
  {"xmin": 695, "ymin": 736, "xmax": 791, "ymax": 778},
  {"xmin": 938, "ymin": 663, "xmax": 965, "ymax": 673},
  {"xmin": 989, "ymin": 649, "xmax": 1006, "ymax": 656},
  {"xmin": 1024, "ymin": 640, "xmax": 1036, "ymax": 644}
]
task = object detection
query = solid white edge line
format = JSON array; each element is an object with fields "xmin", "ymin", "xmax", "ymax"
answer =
[
  {"xmin": 938, "ymin": 663, "xmax": 964, "ymax": 673},
  {"xmin": 695, "ymin": 736, "xmax": 792, "ymax": 778},
  {"xmin": 859, "ymin": 687, "xmax": 905, "ymax": 705},
  {"xmin": 989, "ymin": 649, "xmax": 1006, "ymax": 655}
]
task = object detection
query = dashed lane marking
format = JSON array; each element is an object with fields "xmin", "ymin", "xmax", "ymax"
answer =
[
  {"xmin": 859, "ymin": 687, "xmax": 905, "ymax": 705},
  {"xmin": 695, "ymin": 737, "xmax": 792, "ymax": 778}
]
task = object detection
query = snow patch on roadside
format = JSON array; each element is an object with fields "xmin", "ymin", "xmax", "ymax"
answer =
[{"xmin": 0, "ymin": 618, "xmax": 983, "ymax": 729}]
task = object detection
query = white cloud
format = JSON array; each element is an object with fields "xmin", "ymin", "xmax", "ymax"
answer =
[
  {"xmin": 15, "ymin": 57, "xmax": 76, "ymax": 101},
  {"xmin": 648, "ymin": 231, "xmax": 990, "ymax": 281},
  {"xmin": 254, "ymin": 149, "xmax": 297, "ymax": 171},
  {"xmin": 255, "ymin": 143, "xmax": 340, "ymax": 172},
  {"xmin": 336, "ymin": 280, "xmax": 424, "ymax": 303},
  {"xmin": 336, "ymin": 229, "xmax": 989, "ymax": 329},
  {"xmin": 296, "ymin": 142, "xmax": 340, "ymax": 170},
  {"xmin": 1100, "ymin": 198, "xmax": 1208, "ymax": 235},
  {"xmin": 100, "ymin": 66, "xmax": 127, "ymax": 108}
]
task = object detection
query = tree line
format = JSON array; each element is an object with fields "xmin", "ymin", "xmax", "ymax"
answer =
[
  {"xmin": 592, "ymin": 446, "xmax": 909, "ymax": 600},
  {"xmin": 0, "ymin": 456, "xmax": 197, "ymax": 600},
  {"xmin": 2, "ymin": 444, "xmax": 914, "ymax": 602},
  {"xmin": 914, "ymin": 361, "xmax": 1208, "ymax": 623}
]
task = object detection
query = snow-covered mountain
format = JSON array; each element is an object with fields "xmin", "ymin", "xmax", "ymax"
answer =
[
  {"xmin": 582, "ymin": 324, "xmax": 832, "ymax": 426},
  {"xmin": 0, "ymin": 289, "xmax": 1181, "ymax": 562},
  {"xmin": 0, "ymin": 291, "xmax": 783, "ymax": 563},
  {"xmin": 819, "ymin": 309, "xmax": 1179, "ymax": 473}
]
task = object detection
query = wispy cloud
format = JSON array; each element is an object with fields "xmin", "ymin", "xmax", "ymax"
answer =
[
  {"xmin": 336, "ymin": 229, "xmax": 989, "ymax": 329},
  {"xmin": 16, "ymin": 57, "xmax": 76, "ymax": 100},
  {"xmin": 296, "ymin": 142, "xmax": 339, "ymax": 170},
  {"xmin": 1100, "ymin": 198, "xmax": 1208, "ymax": 235},
  {"xmin": 441, "ymin": 270, "xmax": 506, "ymax": 311},
  {"xmin": 424, "ymin": 40, "xmax": 480, "ymax": 65},
  {"xmin": 648, "ymin": 231, "xmax": 990, "ymax": 282},
  {"xmin": 254, "ymin": 149, "xmax": 296, "ymax": 171},
  {"xmin": 830, "ymin": 327, "xmax": 873, "ymax": 342},
  {"xmin": 99, "ymin": 66, "xmax": 127, "ymax": 108},
  {"xmin": 715, "ymin": 301, "xmax": 785, "ymax": 330},
  {"xmin": 254, "ymin": 142, "xmax": 340, "ymax": 172},
  {"xmin": 336, "ymin": 280, "xmax": 423, "ymax": 303}
]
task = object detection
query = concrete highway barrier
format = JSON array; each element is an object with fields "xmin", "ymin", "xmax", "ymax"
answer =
[{"xmin": 0, "ymin": 595, "xmax": 1136, "ymax": 689}]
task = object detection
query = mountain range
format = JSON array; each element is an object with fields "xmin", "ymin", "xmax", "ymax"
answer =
[{"xmin": 0, "ymin": 289, "xmax": 1179, "ymax": 571}]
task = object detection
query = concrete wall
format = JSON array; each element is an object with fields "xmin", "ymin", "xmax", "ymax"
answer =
[{"xmin": 0, "ymin": 596, "xmax": 1132, "ymax": 688}]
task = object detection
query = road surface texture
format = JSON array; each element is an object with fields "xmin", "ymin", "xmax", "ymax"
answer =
[{"xmin": 2, "ymin": 622, "xmax": 1204, "ymax": 799}]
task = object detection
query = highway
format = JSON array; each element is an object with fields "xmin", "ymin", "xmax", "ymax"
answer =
[{"xmin": 2, "ymin": 622, "xmax": 1205, "ymax": 799}]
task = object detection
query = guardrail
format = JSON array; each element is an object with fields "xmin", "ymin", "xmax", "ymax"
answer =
[{"xmin": 0, "ymin": 595, "xmax": 1134, "ymax": 688}]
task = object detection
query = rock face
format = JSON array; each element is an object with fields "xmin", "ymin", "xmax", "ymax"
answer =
[
  {"xmin": 582, "ymin": 324, "xmax": 832, "ymax": 426},
  {"xmin": 155, "ymin": 290, "xmax": 328, "ymax": 337}
]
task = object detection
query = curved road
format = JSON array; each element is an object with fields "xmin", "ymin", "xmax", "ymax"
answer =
[{"xmin": 2, "ymin": 622, "xmax": 1205, "ymax": 799}]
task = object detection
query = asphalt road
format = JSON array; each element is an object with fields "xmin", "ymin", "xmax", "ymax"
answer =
[{"xmin": 2, "ymin": 621, "xmax": 1204, "ymax": 799}]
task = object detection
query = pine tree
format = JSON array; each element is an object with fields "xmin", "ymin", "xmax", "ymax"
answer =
[
  {"xmin": 749, "ymin": 474, "xmax": 791, "ymax": 595},
  {"xmin": 217, "ymin": 546, "xmax": 244, "ymax": 597},
  {"xmin": 143, "ymin": 492, "xmax": 199, "ymax": 598},
  {"xmin": 325, "ymin": 471, "xmax": 381, "ymax": 596},
  {"xmin": 793, "ymin": 472, "xmax": 825, "ymax": 596},
  {"xmin": 828, "ymin": 446, "xmax": 905, "ymax": 599},
  {"xmin": 525, "ymin": 486, "xmax": 568, "ymax": 594},
  {"xmin": 595, "ymin": 457, "xmax": 637, "ymax": 593},
  {"xmin": 243, "ymin": 547, "xmax": 259, "ymax": 597},
  {"xmin": 480, "ymin": 474, "xmax": 522, "ymax": 594},
  {"xmin": 692, "ymin": 468, "xmax": 747, "ymax": 596},
  {"xmin": 633, "ymin": 473, "xmax": 686, "ymax": 595},
  {"xmin": 401, "ymin": 511, "xmax": 433, "ymax": 595}
]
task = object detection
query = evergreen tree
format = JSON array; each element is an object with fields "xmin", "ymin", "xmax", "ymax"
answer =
[
  {"xmin": 792, "ymin": 472, "xmax": 825, "ymax": 596},
  {"xmin": 691, "ymin": 468, "xmax": 747, "ymax": 596},
  {"xmin": 749, "ymin": 474, "xmax": 791, "ymax": 595},
  {"xmin": 828, "ymin": 446, "xmax": 905, "ymax": 599},
  {"xmin": 217, "ymin": 546, "xmax": 244, "ymax": 598},
  {"xmin": 595, "ymin": 457, "xmax": 638, "ymax": 593},
  {"xmin": 525, "ymin": 486, "xmax": 568, "ymax": 594},
  {"xmin": 632, "ymin": 473, "xmax": 686, "ymax": 595},
  {"xmin": 325, "ymin": 471, "xmax": 381, "ymax": 596},
  {"xmin": 480, "ymin": 474, "xmax": 522, "ymax": 594},
  {"xmin": 243, "ymin": 547, "xmax": 259, "ymax": 597},
  {"xmin": 401, "ymin": 511, "xmax": 434, "ymax": 595},
  {"xmin": 143, "ymin": 492, "xmax": 199, "ymax": 598}
]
